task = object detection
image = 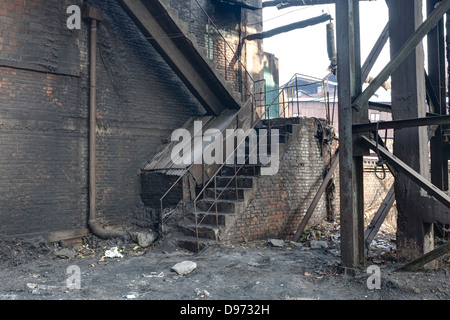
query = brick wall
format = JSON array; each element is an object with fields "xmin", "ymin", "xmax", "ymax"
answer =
[
  {"xmin": 362, "ymin": 158, "xmax": 397, "ymax": 232},
  {"xmin": 224, "ymin": 118, "xmax": 335, "ymax": 242},
  {"xmin": 0, "ymin": 0, "xmax": 205, "ymax": 238},
  {"xmin": 169, "ymin": 0, "xmax": 264, "ymax": 100},
  {"xmin": 331, "ymin": 154, "xmax": 397, "ymax": 233}
]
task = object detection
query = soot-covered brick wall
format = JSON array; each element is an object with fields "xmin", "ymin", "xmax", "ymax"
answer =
[{"xmin": 0, "ymin": 0, "xmax": 205, "ymax": 238}]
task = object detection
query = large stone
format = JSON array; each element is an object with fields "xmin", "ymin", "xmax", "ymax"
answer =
[
  {"xmin": 137, "ymin": 232, "xmax": 157, "ymax": 248},
  {"xmin": 172, "ymin": 261, "xmax": 197, "ymax": 275},
  {"xmin": 54, "ymin": 248, "xmax": 77, "ymax": 259},
  {"xmin": 309, "ymin": 240, "xmax": 328, "ymax": 249},
  {"xmin": 268, "ymin": 239, "xmax": 284, "ymax": 247}
]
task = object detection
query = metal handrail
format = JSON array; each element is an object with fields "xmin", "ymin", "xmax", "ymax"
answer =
[
  {"xmin": 159, "ymin": 79, "xmax": 265, "ymax": 234},
  {"xmin": 159, "ymin": 0, "xmax": 259, "ymax": 225}
]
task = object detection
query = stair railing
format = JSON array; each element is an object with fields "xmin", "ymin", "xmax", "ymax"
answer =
[{"xmin": 159, "ymin": 78, "xmax": 266, "ymax": 236}]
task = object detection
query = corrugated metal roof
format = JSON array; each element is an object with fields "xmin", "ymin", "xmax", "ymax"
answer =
[{"xmin": 143, "ymin": 109, "xmax": 237, "ymax": 173}]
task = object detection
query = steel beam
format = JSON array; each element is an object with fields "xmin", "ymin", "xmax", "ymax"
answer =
[
  {"xmin": 396, "ymin": 241, "xmax": 450, "ymax": 271},
  {"xmin": 388, "ymin": 0, "xmax": 435, "ymax": 260},
  {"xmin": 262, "ymin": 0, "xmax": 374, "ymax": 8}
]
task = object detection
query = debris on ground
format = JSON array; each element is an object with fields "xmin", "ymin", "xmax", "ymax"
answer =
[
  {"xmin": 172, "ymin": 260, "xmax": 197, "ymax": 275},
  {"xmin": 195, "ymin": 288, "xmax": 210, "ymax": 298},
  {"xmin": 309, "ymin": 240, "xmax": 328, "ymax": 249},
  {"xmin": 268, "ymin": 239, "xmax": 285, "ymax": 247},
  {"xmin": 0, "ymin": 221, "xmax": 448, "ymax": 300},
  {"xmin": 54, "ymin": 248, "xmax": 77, "ymax": 259},
  {"xmin": 102, "ymin": 247, "xmax": 124, "ymax": 259}
]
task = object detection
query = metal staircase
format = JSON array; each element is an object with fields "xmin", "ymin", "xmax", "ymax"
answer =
[
  {"xmin": 120, "ymin": 0, "xmax": 331, "ymax": 251},
  {"xmin": 158, "ymin": 73, "xmax": 325, "ymax": 252}
]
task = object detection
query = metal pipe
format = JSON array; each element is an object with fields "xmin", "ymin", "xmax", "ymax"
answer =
[
  {"xmin": 86, "ymin": 18, "xmax": 129, "ymax": 241},
  {"xmin": 89, "ymin": 19, "xmax": 97, "ymax": 223}
]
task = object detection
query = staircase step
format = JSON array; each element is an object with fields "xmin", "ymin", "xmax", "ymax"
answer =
[
  {"xmin": 195, "ymin": 211, "xmax": 230, "ymax": 226},
  {"xmin": 176, "ymin": 235, "xmax": 216, "ymax": 252},
  {"xmin": 216, "ymin": 176, "xmax": 254, "ymax": 188},
  {"xmin": 179, "ymin": 222, "xmax": 219, "ymax": 240},
  {"xmin": 221, "ymin": 165, "xmax": 261, "ymax": 177},
  {"xmin": 204, "ymin": 187, "xmax": 252, "ymax": 200},
  {"xmin": 196, "ymin": 198, "xmax": 244, "ymax": 213}
]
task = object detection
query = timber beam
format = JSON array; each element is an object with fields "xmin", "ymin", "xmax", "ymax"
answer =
[
  {"xmin": 353, "ymin": 115, "xmax": 450, "ymax": 133},
  {"xmin": 361, "ymin": 135, "xmax": 450, "ymax": 209},
  {"xmin": 336, "ymin": 0, "xmax": 366, "ymax": 269},
  {"xmin": 352, "ymin": 0, "xmax": 450, "ymax": 111},
  {"xmin": 364, "ymin": 185, "xmax": 395, "ymax": 250},
  {"xmin": 262, "ymin": 0, "xmax": 374, "ymax": 8}
]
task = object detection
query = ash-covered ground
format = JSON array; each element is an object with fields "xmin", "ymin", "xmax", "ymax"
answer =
[{"xmin": 0, "ymin": 222, "xmax": 448, "ymax": 303}]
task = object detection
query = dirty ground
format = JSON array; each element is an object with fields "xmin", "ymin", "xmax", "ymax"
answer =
[{"xmin": 0, "ymin": 222, "xmax": 448, "ymax": 308}]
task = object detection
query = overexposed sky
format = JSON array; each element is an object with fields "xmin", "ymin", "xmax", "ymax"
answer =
[{"xmin": 262, "ymin": 1, "xmax": 390, "ymax": 85}]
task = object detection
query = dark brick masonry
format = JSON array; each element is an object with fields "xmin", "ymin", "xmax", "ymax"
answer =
[{"xmin": 0, "ymin": 0, "xmax": 208, "ymax": 238}]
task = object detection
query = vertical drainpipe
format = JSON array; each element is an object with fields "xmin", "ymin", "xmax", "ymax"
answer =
[
  {"xmin": 83, "ymin": 7, "xmax": 129, "ymax": 240},
  {"xmin": 89, "ymin": 18, "xmax": 98, "ymax": 224}
]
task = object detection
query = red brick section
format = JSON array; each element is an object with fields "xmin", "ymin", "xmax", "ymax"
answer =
[{"xmin": 224, "ymin": 118, "xmax": 337, "ymax": 243}]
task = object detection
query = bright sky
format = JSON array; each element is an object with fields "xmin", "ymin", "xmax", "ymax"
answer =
[{"xmin": 262, "ymin": 1, "xmax": 390, "ymax": 85}]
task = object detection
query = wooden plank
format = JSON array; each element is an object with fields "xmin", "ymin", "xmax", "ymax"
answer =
[
  {"xmin": 44, "ymin": 229, "xmax": 90, "ymax": 243},
  {"xmin": 293, "ymin": 150, "xmax": 339, "ymax": 242},
  {"xmin": 352, "ymin": 0, "xmax": 450, "ymax": 111},
  {"xmin": 361, "ymin": 135, "xmax": 450, "ymax": 209},
  {"xmin": 364, "ymin": 185, "xmax": 395, "ymax": 249},
  {"xmin": 395, "ymin": 241, "xmax": 450, "ymax": 271}
]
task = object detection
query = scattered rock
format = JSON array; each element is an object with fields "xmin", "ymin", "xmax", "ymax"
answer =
[
  {"xmin": 54, "ymin": 248, "xmax": 77, "ymax": 259},
  {"xmin": 309, "ymin": 240, "xmax": 328, "ymax": 249},
  {"xmin": 137, "ymin": 232, "xmax": 157, "ymax": 248},
  {"xmin": 412, "ymin": 287, "xmax": 421, "ymax": 294},
  {"xmin": 289, "ymin": 241, "xmax": 304, "ymax": 248},
  {"xmin": 268, "ymin": 239, "xmax": 284, "ymax": 247},
  {"xmin": 172, "ymin": 260, "xmax": 197, "ymax": 275},
  {"xmin": 195, "ymin": 288, "xmax": 210, "ymax": 298},
  {"xmin": 124, "ymin": 292, "xmax": 139, "ymax": 299}
]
